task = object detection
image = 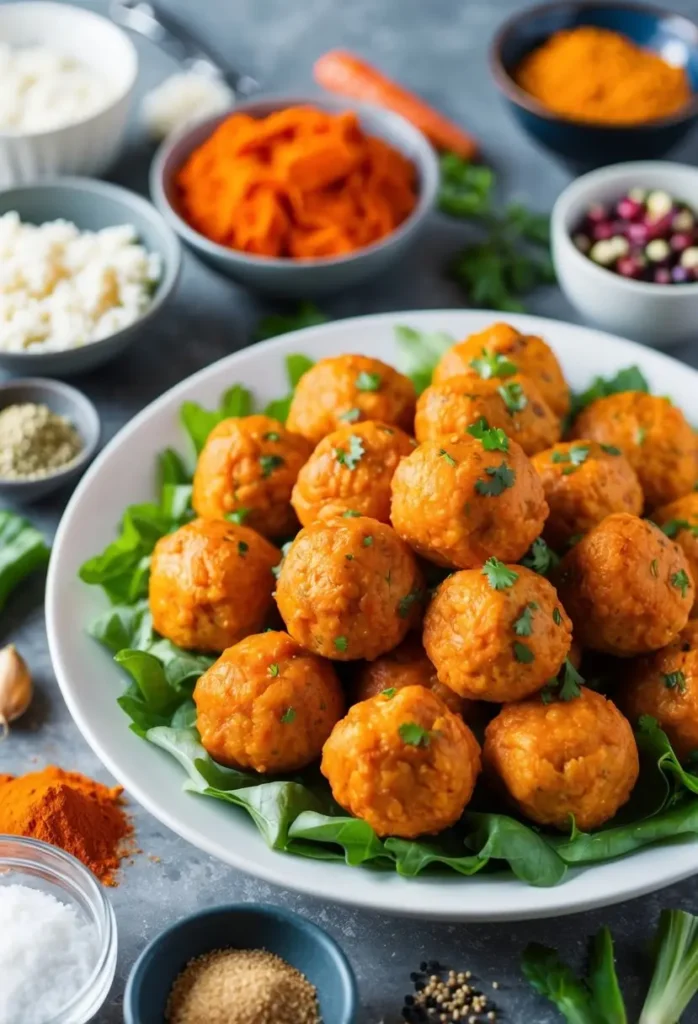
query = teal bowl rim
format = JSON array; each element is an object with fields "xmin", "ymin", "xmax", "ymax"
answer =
[
  {"xmin": 123, "ymin": 901, "xmax": 359, "ymax": 1024},
  {"xmin": 0, "ymin": 176, "xmax": 183, "ymax": 365},
  {"xmin": 490, "ymin": 0, "xmax": 698, "ymax": 130},
  {"xmin": 149, "ymin": 92, "xmax": 439, "ymax": 271}
]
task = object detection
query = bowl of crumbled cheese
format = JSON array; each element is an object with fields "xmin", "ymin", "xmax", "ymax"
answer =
[
  {"xmin": 0, "ymin": 376, "xmax": 99, "ymax": 501},
  {"xmin": 0, "ymin": 834, "xmax": 118, "ymax": 1024},
  {"xmin": 0, "ymin": 1, "xmax": 138, "ymax": 186},
  {"xmin": 0, "ymin": 177, "xmax": 182, "ymax": 376}
]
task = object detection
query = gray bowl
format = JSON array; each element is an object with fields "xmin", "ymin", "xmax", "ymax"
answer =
[
  {"xmin": 150, "ymin": 94, "xmax": 439, "ymax": 296},
  {"xmin": 0, "ymin": 377, "xmax": 100, "ymax": 502},
  {"xmin": 0, "ymin": 178, "xmax": 182, "ymax": 377}
]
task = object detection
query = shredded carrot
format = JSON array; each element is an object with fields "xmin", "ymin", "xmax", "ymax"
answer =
[{"xmin": 176, "ymin": 105, "xmax": 418, "ymax": 259}]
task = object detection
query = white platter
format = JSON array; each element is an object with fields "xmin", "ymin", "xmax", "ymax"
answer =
[{"xmin": 47, "ymin": 310, "xmax": 698, "ymax": 921}]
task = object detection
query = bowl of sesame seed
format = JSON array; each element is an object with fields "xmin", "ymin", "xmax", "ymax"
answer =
[{"xmin": 0, "ymin": 376, "xmax": 100, "ymax": 502}]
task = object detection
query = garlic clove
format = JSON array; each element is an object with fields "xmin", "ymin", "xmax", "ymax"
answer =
[{"xmin": 0, "ymin": 644, "xmax": 32, "ymax": 739}]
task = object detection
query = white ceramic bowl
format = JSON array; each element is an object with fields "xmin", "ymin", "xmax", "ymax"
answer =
[
  {"xmin": 552, "ymin": 161, "xmax": 698, "ymax": 348},
  {"xmin": 0, "ymin": 2, "xmax": 137, "ymax": 187}
]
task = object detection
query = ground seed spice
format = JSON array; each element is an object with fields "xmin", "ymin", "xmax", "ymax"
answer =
[
  {"xmin": 166, "ymin": 948, "xmax": 321, "ymax": 1024},
  {"xmin": 0, "ymin": 766, "xmax": 134, "ymax": 885},
  {"xmin": 0, "ymin": 402, "xmax": 82, "ymax": 480}
]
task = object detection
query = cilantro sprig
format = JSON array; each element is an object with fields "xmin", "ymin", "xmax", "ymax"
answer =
[
  {"xmin": 482, "ymin": 558, "xmax": 518, "ymax": 590},
  {"xmin": 475, "ymin": 461, "xmax": 516, "ymax": 496},
  {"xmin": 467, "ymin": 417, "xmax": 509, "ymax": 451},
  {"xmin": 469, "ymin": 349, "xmax": 517, "ymax": 380},
  {"xmin": 334, "ymin": 435, "xmax": 365, "ymax": 470},
  {"xmin": 541, "ymin": 659, "xmax": 584, "ymax": 704}
]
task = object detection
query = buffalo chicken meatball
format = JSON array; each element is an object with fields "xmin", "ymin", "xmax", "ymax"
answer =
[
  {"xmin": 483, "ymin": 687, "xmax": 639, "ymax": 831},
  {"xmin": 321, "ymin": 685, "xmax": 481, "ymax": 837},
  {"xmin": 415, "ymin": 373, "xmax": 560, "ymax": 456},
  {"xmin": 571, "ymin": 392, "xmax": 696, "ymax": 509},
  {"xmin": 149, "ymin": 518, "xmax": 279, "ymax": 652},
  {"xmin": 432, "ymin": 321, "xmax": 570, "ymax": 418},
  {"xmin": 556, "ymin": 513, "xmax": 693, "ymax": 656},
  {"xmin": 653, "ymin": 493, "xmax": 698, "ymax": 616},
  {"xmin": 291, "ymin": 420, "xmax": 413, "ymax": 526},
  {"xmin": 194, "ymin": 631, "xmax": 344, "ymax": 773},
  {"xmin": 192, "ymin": 415, "xmax": 312, "ymax": 537},
  {"xmin": 424, "ymin": 563, "xmax": 572, "ymax": 702},
  {"xmin": 531, "ymin": 440, "xmax": 643, "ymax": 549},
  {"xmin": 351, "ymin": 636, "xmax": 467, "ymax": 716},
  {"xmin": 390, "ymin": 435, "xmax": 548, "ymax": 569},
  {"xmin": 621, "ymin": 621, "xmax": 698, "ymax": 760},
  {"xmin": 275, "ymin": 516, "xmax": 423, "ymax": 661},
  {"xmin": 286, "ymin": 355, "xmax": 416, "ymax": 445}
]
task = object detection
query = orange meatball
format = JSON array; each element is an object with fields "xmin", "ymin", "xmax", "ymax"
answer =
[
  {"xmin": 321, "ymin": 685, "xmax": 481, "ymax": 837},
  {"xmin": 286, "ymin": 355, "xmax": 416, "ymax": 445},
  {"xmin": 415, "ymin": 374, "xmax": 560, "ymax": 456},
  {"xmin": 571, "ymin": 392, "xmax": 696, "ymax": 509},
  {"xmin": 483, "ymin": 687, "xmax": 639, "ymax": 831},
  {"xmin": 149, "ymin": 519, "xmax": 279, "ymax": 652},
  {"xmin": 194, "ymin": 631, "xmax": 344, "ymax": 773},
  {"xmin": 275, "ymin": 516, "xmax": 423, "ymax": 661},
  {"xmin": 351, "ymin": 636, "xmax": 467, "ymax": 716},
  {"xmin": 621, "ymin": 621, "xmax": 698, "ymax": 760},
  {"xmin": 424, "ymin": 564, "xmax": 572, "ymax": 701},
  {"xmin": 291, "ymin": 420, "xmax": 413, "ymax": 527},
  {"xmin": 531, "ymin": 440, "xmax": 643, "ymax": 549},
  {"xmin": 433, "ymin": 321, "xmax": 570, "ymax": 418},
  {"xmin": 556, "ymin": 513, "xmax": 693, "ymax": 656},
  {"xmin": 653, "ymin": 493, "xmax": 698, "ymax": 616},
  {"xmin": 390, "ymin": 435, "xmax": 548, "ymax": 569},
  {"xmin": 192, "ymin": 415, "xmax": 312, "ymax": 538}
]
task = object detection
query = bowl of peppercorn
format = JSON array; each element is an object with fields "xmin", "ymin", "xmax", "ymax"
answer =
[{"xmin": 552, "ymin": 160, "xmax": 698, "ymax": 347}]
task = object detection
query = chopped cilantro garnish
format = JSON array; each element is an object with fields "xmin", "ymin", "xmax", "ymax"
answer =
[
  {"xmin": 345, "ymin": 553, "xmax": 354, "ymax": 560},
  {"xmin": 334, "ymin": 435, "xmax": 365, "ymax": 470},
  {"xmin": 398, "ymin": 722, "xmax": 431, "ymax": 747},
  {"xmin": 381, "ymin": 687, "xmax": 396, "ymax": 699},
  {"xmin": 355, "ymin": 371, "xmax": 381, "ymax": 392},
  {"xmin": 551, "ymin": 444, "xmax": 590, "ymax": 471},
  {"xmin": 263, "ymin": 431, "xmax": 280, "ymax": 441},
  {"xmin": 521, "ymin": 537, "xmax": 559, "ymax": 576},
  {"xmin": 469, "ymin": 348, "xmax": 517, "ymax": 380},
  {"xmin": 513, "ymin": 641, "xmax": 535, "ymax": 664},
  {"xmin": 467, "ymin": 417, "xmax": 509, "ymax": 451},
  {"xmin": 513, "ymin": 603, "xmax": 537, "ymax": 637},
  {"xmin": 343, "ymin": 509, "xmax": 362, "ymax": 518},
  {"xmin": 671, "ymin": 569, "xmax": 691, "ymax": 598},
  {"xmin": 237, "ymin": 541, "xmax": 249, "ymax": 557},
  {"xmin": 439, "ymin": 448, "xmax": 457, "ymax": 466},
  {"xmin": 225, "ymin": 507, "xmax": 250, "ymax": 525},
  {"xmin": 482, "ymin": 557, "xmax": 518, "ymax": 590},
  {"xmin": 650, "ymin": 559, "xmax": 659, "ymax": 578},
  {"xmin": 541, "ymin": 658, "xmax": 584, "ymax": 704},
  {"xmin": 635, "ymin": 426, "xmax": 647, "ymax": 446},
  {"xmin": 600, "ymin": 444, "xmax": 622, "ymax": 456},
  {"xmin": 339, "ymin": 408, "xmax": 361, "ymax": 423},
  {"xmin": 498, "ymin": 381, "xmax": 527, "ymax": 413},
  {"xmin": 259, "ymin": 454, "xmax": 285, "ymax": 478},
  {"xmin": 475, "ymin": 461, "xmax": 515, "ymax": 496},
  {"xmin": 661, "ymin": 519, "xmax": 698, "ymax": 539},
  {"xmin": 553, "ymin": 607, "xmax": 562, "ymax": 626},
  {"xmin": 398, "ymin": 588, "xmax": 423, "ymax": 618},
  {"xmin": 363, "ymin": 536, "xmax": 373, "ymax": 547},
  {"xmin": 662, "ymin": 670, "xmax": 687, "ymax": 692},
  {"xmin": 334, "ymin": 636, "xmax": 349, "ymax": 653},
  {"xmin": 280, "ymin": 706, "xmax": 296, "ymax": 723},
  {"xmin": 268, "ymin": 663, "xmax": 279, "ymax": 678}
]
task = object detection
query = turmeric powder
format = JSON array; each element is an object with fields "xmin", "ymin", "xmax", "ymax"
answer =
[{"xmin": 515, "ymin": 26, "xmax": 691, "ymax": 125}]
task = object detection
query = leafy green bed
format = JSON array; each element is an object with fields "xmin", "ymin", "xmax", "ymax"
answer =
[{"xmin": 78, "ymin": 330, "xmax": 698, "ymax": 887}]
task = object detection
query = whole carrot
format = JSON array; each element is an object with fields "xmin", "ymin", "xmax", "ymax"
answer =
[{"xmin": 314, "ymin": 50, "xmax": 478, "ymax": 160}]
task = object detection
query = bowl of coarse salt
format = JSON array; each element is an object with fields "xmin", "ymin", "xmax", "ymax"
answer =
[
  {"xmin": 0, "ymin": 834, "xmax": 118, "ymax": 1024},
  {"xmin": 0, "ymin": 1, "xmax": 138, "ymax": 186},
  {"xmin": 0, "ymin": 178, "xmax": 182, "ymax": 377}
]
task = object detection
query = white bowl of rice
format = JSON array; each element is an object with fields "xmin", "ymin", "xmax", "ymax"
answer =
[{"xmin": 0, "ymin": 2, "xmax": 138, "ymax": 186}]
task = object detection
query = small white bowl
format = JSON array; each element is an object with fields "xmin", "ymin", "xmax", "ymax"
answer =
[
  {"xmin": 552, "ymin": 161, "xmax": 698, "ymax": 348},
  {"xmin": 0, "ymin": 2, "xmax": 138, "ymax": 187}
]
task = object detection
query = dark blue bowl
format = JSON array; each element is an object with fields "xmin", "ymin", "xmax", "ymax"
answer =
[
  {"xmin": 490, "ymin": 0, "xmax": 698, "ymax": 170},
  {"xmin": 123, "ymin": 903, "xmax": 358, "ymax": 1024}
]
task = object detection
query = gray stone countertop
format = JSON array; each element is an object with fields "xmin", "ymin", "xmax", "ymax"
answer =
[{"xmin": 3, "ymin": 0, "xmax": 698, "ymax": 1020}]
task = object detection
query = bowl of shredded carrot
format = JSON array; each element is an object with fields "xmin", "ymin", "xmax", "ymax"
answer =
[
  {"xmin": 150, "ymin": 95, "xmax": 439, "ymax": 296},
  {"xmin": 490, "ymin": 0, "xmax": 698, "ymax": 169}
]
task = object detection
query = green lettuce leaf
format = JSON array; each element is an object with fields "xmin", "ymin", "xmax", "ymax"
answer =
[
  {"xmin": 0, "ymin": 511, "xmax": 50, "ymax": 611},
  {"xmin": 570, "ymin": 366, "xmax": 650, "ymax": 421},
  {"xmin": 463, "ymin": 812, "xmax": 568, "ymax": 886},
  {"xmin": 289, "ymin": 811, "xmax": 388, "ymax": 866},
  {"xmin": 263, "ymin": 353, "xmax": 315, "ymax": 422},
  {"xmin": 393, "ymin": 325, "xmax": 454, "ymax": 395}
]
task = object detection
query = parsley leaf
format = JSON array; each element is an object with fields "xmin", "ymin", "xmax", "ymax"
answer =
[
  {"xmin": 355, "ymin": 371, "xmax": 381, "ymax": 392},
  {"xmin": 280, "ymin": 706, "xmax": 296, "ymax": 723},
  {"xmin": 339, "ymin": 407, "xmax": 361, "ymax": 423},
  {"xmin": 498, "ymin": 381, "xmax": 527, "ymax": 413},
  {"xmin": 671, "ymin": 569, "xmax": 691, "ymax": 598},
  {"xmin": 513, "ymin": 641, "xmax": 535, "ymax": 664},
  {"xmin": 334, "ymin": 636, "xmax": 348, "ymax": 653},
  {"xmin": 600, "ymin": 444, "xmax": 622, "ymax": 456},
  {"xmin": 334, "ymin": 435, "xmax": 365, "ymax": 470},
  {"xmin": 398, "ymin": 588, "xmax": 423, "ymax": 618},
  {"xmin": 635, "ymin": 426, "xmax": 647, "ymax": 446},
  {"xmin": 225, "ymin": 508, "xmax": 250, "ymax": 526},
  {"xmin": 661, "ymin": 519, "xmax": 698, "ymax": 539},
  {"xmin": 268, "ymin": 663, "xmax": 279, "ymax": 678},
  {"xmin": 342, "ymin": 509, "xmax": 362, "ymax": 518},
  {"xmin": 552, "ymin": 607, "xmax": 562, "ymax": 626},
  {"xmin": 482, "ymin": 557, "xmax": 518, "ymax": 590},
  {"xmin": 398, "ymin": 722, "xmax": 431, "ymax": 747},
  {"xmin": 475, "ymin": 461, "xmax": 516, "ymax": 496},
  {"xmin": 237, "ymin": 541, "xmax": 248, "ymax": 557},
  {"xmin": 362, "ymin": 536, "xmax": 373, "ymax": 547},
  {"xmin": 650, "ymin": 559, "xmax": 659, "ymax": 578},
  {"xmin": 469, "ymin": 348, "xmax": 517, "ymax": 380},
  {"xmin": 521, "ymin": 538, "xmax": 559, "ymax": 576},
  {"xmin": 514, "ymin": 603, "xmax": 537, "ymax": 637},
  {"xmin": 467, "ymin": 417, "xmax": 509, "ymax": 451},
  {"xmin": 438, "ymin": 153, "xmax": 494, "ymax": 217},
  {"xmin": 541, "ymin": 659, "xmax": 584, "ymax": 704},
  {"xmin": 569, "ymin": 366, "xmax": 649, "ymax": 419},
  {"xmin": 662, "ymin": 670, "xmax": 687, "ymax": 692},
  {"xmin": 263, "ymin": 431, "xmax": 280, "ymax": 441},
  {"xmin": 255, "ymin": 301, "xmax": 327, "ymax": 341},
  {"xmin": 439, "ymin": 448, "xmax": 457, "ymax": 466},
  {"xmin": 381, "ymin": 687, "xmax": 396, "ymax": 699},
  {"xmin": 259, "ymin": 454, "xmax": 285, "ymax": 478}
]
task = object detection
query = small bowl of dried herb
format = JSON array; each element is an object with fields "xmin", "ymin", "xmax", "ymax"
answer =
[
  {"xmin": 124, "ymin": 902, "xmax": 357, "ymax": 1024},
  {"xmin": 0, "ymin": 377, "xmax": 100, "ymax": 502}
]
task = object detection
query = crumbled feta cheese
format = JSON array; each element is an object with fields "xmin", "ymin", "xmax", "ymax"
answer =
[
  {"xmin": 0, "ymin": 43, "xmax": 112, "ymax": 133},
  {"xmin": 0, "ymin": 212, "xmax": 162, "ymax": 353},
  {"xmin": 142, "ymin": 70, "xmax": 234, "ymax": 140}
]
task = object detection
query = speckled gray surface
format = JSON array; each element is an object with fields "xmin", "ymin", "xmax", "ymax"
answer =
[{"xmin": 3, "ymin": 1, "xmax": 698, "ymax": 1021}]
